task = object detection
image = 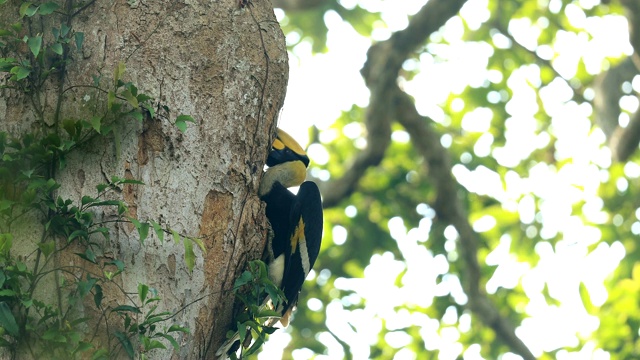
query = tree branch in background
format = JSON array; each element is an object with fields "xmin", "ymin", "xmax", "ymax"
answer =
[
  {"xmin": 612, "ymin": 107, "xmax": 640, "ymax": 161},
  {"xmin": 395, "ymin": 90, "xmax": 536, "ymax": 360},
  {"xmin": 594, "ymin": 58, "xmax": 638, "ymax": 140},
  {"xmin": 272, "ymin": 0, "xmax": 327, "ymax": 12},
  {"xmin": 321, "ymin": 0, "xmax": 468, "ymax": 208},
  {"xmin": 320, "ymin": 0, "xmax": 536, "ymax": 358},
  {"xmin": 609, "ymin": 0, "xmax": 640, "ymax": 161},
  {"xmin": 621, "ymin": 0, "xmax": 640, "ymax": 69},
  {"xmin": 592, "ymin": 57, "xmax": 640, "ymax": 161}
]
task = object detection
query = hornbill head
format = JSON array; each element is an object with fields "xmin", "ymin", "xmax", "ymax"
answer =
[
  {"xmin": 258, "ymin": 128, "xmax": 310, "ymax": 197},
  {"xmin": 266, "ymin": 128, "xmax": 310, "ymax": 168}
]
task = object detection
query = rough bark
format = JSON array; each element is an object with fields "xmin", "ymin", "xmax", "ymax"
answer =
[{"xmin": 0, "ymin": 0, "xmax": 288, "ymax": 358}]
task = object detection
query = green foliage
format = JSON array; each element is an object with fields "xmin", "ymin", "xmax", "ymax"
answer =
[
  {"xmin": 110, "ymin": 284, "xmax": 190, "ymax": 360},
  {"xmin": 226, "ymin": 260, "xmax": 286, "ymax": 358}
]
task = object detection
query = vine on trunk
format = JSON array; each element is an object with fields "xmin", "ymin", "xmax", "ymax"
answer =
[{"xmin": 0, "ymin": 1, "xmax": 199, "ymax": 358}]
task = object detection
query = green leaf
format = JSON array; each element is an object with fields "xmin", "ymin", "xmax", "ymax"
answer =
[
  {"xmin": 129, "ymin": 110, "xmax": 143, "ymax": 122},
  {"xmin": 107, "ymin": 90, "xmax": 115, "ymax": 110},
  {"xmin": 77, "ymin": 276, "xmax": 97, "ymax": 298},
  {"xmin": 78, "ymin": 248, "xmax": 96, "ymax": 263},
  {"xmin": 19, "ymin": 2, "xmax": 34, "ymax": 17},
  {"xmin": 142, "ymin": 102, "xmax": 156, "ymax": 119},
  {"xmin": 145, "ymin": 339, "xmax": 166, "ymax": 351},
  {"xmin": 63, "ymin": 119, "xmax": 78, "ymax": 137},
  {"xmin": 69, "ymin": 229, "xmax": 88, "ymax": 242},
  {"xmin": 21, "ymin": 299, "xmax": 33, "ymax": 308},
  {"xmin": 238, "ymin": 322, "xmax": 247, "ymax": 343},
  {"xmin": 171, "ymin": 229, "xmax": 180, "ymax": 244},
  {"xmin": 190, "ymin": 237, "xmax": 206, "ymax": 254},
  {"xmin": 91, "ymin": 200, "xmax": 122, "ymax": 207},
  {"xmin": 92, "ymin": 227, "xmax": 110, "ymax": 240},
  {"xmin": 176, "ymin": 114, "xmax": 195, "ymax": 123},
  {"xmin": 184, "ymin": 238, "xmax": 195, "ymax": 272},
  {"xmin": 42, "ymin": 328, "xmax": 67, "ymax": 343},
  {"xmin": 158, "ymin": 333, "xmax": 179, "ymax": 350},
  {"xmin": 27, "ymin": 36, "xmax": 42, "ymax": 57},
  {"xmin": 90, "ymin": 116, "xmax": 102, "ymax": 133},
  {"xmin": 233, "ymin": 270, "xmax": 253, "ymax": 290},
  {"xmin": 150, "ymin": 220, "xmax": 164, "ymax": 243},
  {"xmin": 256, "ymin": 309, "xmax": 280, "ymax": 318},
  {"xmin": 51, "ymin": 42, "xmax": 63, "ymax": 55},
  {"xmin": 12, "ymin": 65, "xmax": 30, "ymax": 80},
  {"xmin": 109, "ymin": 259, "xmax": 125, "ymax": 272},
  {"xmin": 60, "ymin": 24, "xmax": 70, "ymax": 38},
  {"xmin": 0, "ymin": 200, "xmax": 13, "ymax": 212},
  {"xmin": 118, "ymin": 179, "xmax": 145, "ymax": 185},
  {"xmin": 0, "ymin": 233, "xmax": 13, "ymax": 254},
  {"xmin": 262, "ymin": 325, "xmax": 278, "ymax": 334},
  {"xmin": 175, "ymin": 115, "xmax": 194, "ymax": 133},
  {"xmin": 96, "ymin": 183, "xmax": 108, "ymax": 193},
  {"xmin": 167, "ymin": 324, "xmax": 190, "ymax": 333},
  {"xmin": 38, "ymin": 240, "xmax": 55, "ymax": 258},
  {"xmin": 137, "ymin": 93, "xmax": 152, "ymax": 103},
  {"xmin": 114, "ymin": 61, "xmax": 126, "ymax": 85},
  {"xmin": 0, "ymin": 302, "xmax": 19, "ymax": 336},
  {"xmin": 75, "ymin": 32, "xmax": 84, "ymax": 50},
  {"xmin": 75, "ymin": 341, "xmax": 93, "ymax": 354},
  {"xmin": 0, "ymin": 289, "xmax": 16, "ymax": 297},
  {"xmin": 245, "ymin": 334, "xmax": 265, "ymax": 356},
  {"xmin": 175, "ymin": 120, "xmax": 187, "ymax": 133},
  {"xmin": 121, "ymin": 89, "xmax": 138, "ymax": 108},
  {"xmin": 138, "ymin": 283, "xmax": 149, "ymax": 303},
  {"xmin": 114, "ymin": 331, "xmax": 134, "ymax": 359},
  {"xmin": 134, "ymin": 220, "xmax": 149, "ymax": 243},
  {"xmin": 38, "ymin": 2, "xmax": 59, "ymax": 15},
  {"xmin": 112, "ymin": 305, "xmax": 141, "ymax": 314},
  {"xmin": 117, "ymin": 201, "xmax": 127, "ymax": 215}
]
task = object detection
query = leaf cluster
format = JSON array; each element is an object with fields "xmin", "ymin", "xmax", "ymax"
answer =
[
  {"xmin": 0, "ymin": 1, "xmax": 200, "ymax": 358},
  {"xmin": 226, "ymin": 260, "xmax": 286, "ymax": 359}
]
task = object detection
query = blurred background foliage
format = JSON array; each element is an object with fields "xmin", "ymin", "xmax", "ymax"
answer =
[{"xmin": 262, "ymin": 0, "xmax": 640, "ymax": 359}]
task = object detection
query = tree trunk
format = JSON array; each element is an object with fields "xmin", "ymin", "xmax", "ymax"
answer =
[{"xmin": 0, "ymin": 0, "xmax": 288, "ymax": 358}]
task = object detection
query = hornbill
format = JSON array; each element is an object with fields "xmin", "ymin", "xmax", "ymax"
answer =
[{"xmin": 216, "ymin": 128, "xmax": 323, "ymax": 357}]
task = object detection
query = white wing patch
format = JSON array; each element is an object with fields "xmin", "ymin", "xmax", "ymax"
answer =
[{"xmin": 299, "ymin": 234, "xmax": 311, "ymax": 276}]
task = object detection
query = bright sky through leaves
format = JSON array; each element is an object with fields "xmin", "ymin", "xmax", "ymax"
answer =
[{"xmin": 263, "ymin": 0, "xmax": 633, "ymax": 359}]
